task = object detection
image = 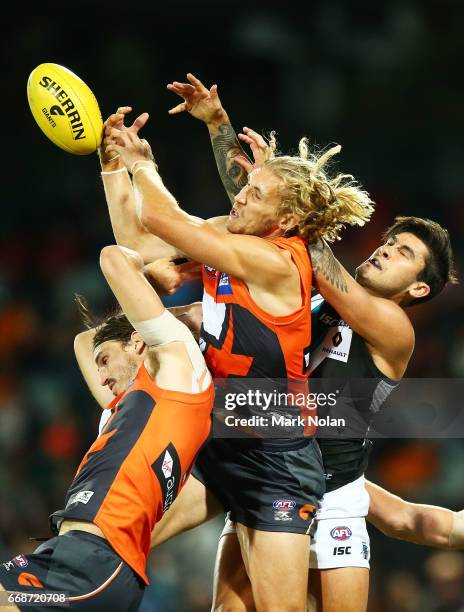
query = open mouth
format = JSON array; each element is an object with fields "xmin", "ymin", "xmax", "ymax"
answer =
[
  {"xmin": 230, "ymin": 207, "xmax": 239, "ymax": 218},
  {"xmin": 369, "ymin": 257, "xmax": 382, "ymax": 270}
]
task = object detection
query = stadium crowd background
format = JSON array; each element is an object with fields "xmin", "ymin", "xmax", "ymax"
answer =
[{"xmin": 2, "ymin": 3, "xmax": 464, "ymax": 610}]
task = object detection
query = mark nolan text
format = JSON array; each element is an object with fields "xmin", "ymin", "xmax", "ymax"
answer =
[{"xmin": 224, "ymin": 415, "xmax": 345, "ymax": 427}]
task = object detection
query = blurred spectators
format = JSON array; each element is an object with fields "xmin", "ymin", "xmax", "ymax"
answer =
[{"xmin": 2, "ymin": 2, "xmax": 464, "ymax": 610}]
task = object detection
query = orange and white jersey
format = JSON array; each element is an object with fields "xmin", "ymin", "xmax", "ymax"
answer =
[
  {"xmin": 200, "ymin": 235, "xmax": 313, "ymax": 381},
  {"xmin": 51, "ymin": 363, "xmax": 214, "ymax": 584}
]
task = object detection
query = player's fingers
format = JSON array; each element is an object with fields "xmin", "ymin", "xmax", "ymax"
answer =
[
  {"xmin": 116, "ymin": 106, "xmax": 132, "ymax": 115},
  {"xmin": 105, "ymin": 143, "xmax": 122, "ymax": 155},
  {"xmin": 186, "ymin": 73, "xmax": 209, "ymax": 93},
  {"xmin": 235, "ymin": 155, "xmax": 253, "ymax": 173},
  {"xmin": 168, "ymin": 102, "xmax": 188, "ymax": 115},
  {"xmin": 131, "ymin": 112, "xmax": 149, "ymax": 133},
  {"xmin": 210, "ymin": 84, "xmax": 218, "ymax": 96},
  {"xmin": 242, "ymin": 127, "xmax": 268, "ymax": 149}
]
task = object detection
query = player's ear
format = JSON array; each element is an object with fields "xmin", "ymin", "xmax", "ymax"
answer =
[
  {"xmin": 131, "ymin": 331, "xmax": 146, "ymax": 354},
  {"xmin": 408, "ymin": 281, "xmax": 430, "ymax": 301},
  {"xmin": 278, "ymin": 212, "xmax": 298, "ymax": 234}
]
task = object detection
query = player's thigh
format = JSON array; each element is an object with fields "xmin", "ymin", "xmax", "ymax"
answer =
[
  {"xmin": 151, "ymin": 475, "xmax": 224, "ymax": 547},
  {"xmin": 212, "ymin": 527, "xmax": 255, "ymax": 612},
  {"xmin": 236, "ymin": 524, "xmax": 310, "ymax": 612},
  {"xmin": 308, "ymin": 568, "xmax": 369, "ymax": 612},
  {"xmin": 0, "ymin": 583, "xmax": 20, "ymax": 612}
]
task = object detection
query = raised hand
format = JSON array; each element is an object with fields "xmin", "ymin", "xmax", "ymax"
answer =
[
  {"xmin": 236, "ymin": 127, "xmax": 272, "ymax": 173},
  {"xmin": 167, "ymin": 73, "xmax": 226, "ymax": 126},
  {"xmin": 105, "ymin": 126, "xmax": 154, "ymax": 172},
  {"xmin": 99, "ymin": 107, "xmax": 150, "ymax": 166}
]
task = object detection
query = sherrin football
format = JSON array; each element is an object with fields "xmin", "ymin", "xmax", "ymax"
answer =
[{"xmin": 27, "ymin": 63, "xmax": 103, "ymax": 155}]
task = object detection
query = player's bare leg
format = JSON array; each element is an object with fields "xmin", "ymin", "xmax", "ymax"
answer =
[
  {"xmin": 236, "ymin": 524, "xmax": 310, "ymax": 612},
  {"xmin": 151, "ymin": 475, "xmax": 224, "ymax": 548},
  {"xmin": 308, "ymin": 568, "xmax": 368, "ymax": 612},
  {"xmin": 212, "ymin": 532, "xmax": 255, "ymax": 612},
  {"xmin": 0, "ymin": 583, "xmax": 20, "ymax": 612}
]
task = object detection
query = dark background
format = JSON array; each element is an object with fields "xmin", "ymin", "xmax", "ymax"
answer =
[{"xmin": 2, "ymin": 2, "xmax": 464, "ymax": 610}]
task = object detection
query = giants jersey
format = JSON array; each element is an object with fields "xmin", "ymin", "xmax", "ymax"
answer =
[
  {"xmin": 51, "ymin": 363, "xmax": 214, "ymax": 584},
  {"xmin": 199, "ymin": 236, "xmax": 312, "ymax": 381}
]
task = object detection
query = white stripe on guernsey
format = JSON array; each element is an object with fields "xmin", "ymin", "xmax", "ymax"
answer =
[
  {"xmin": 98, "ymin": 409, "xmax": 112, "ymax": 435},
  {"xmin": 66, "ymin": 562, "xmax": 123, "ymax": 601},
  {"xmin": 202, "ymin": 291, "xmax": 226, "ymax": 340}
]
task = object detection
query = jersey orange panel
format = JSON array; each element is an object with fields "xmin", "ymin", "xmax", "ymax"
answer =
[
  {"xmin": 51, "ymin": 363, "xmax": 214, "ymax": 584},
  {"xmin": 200, "ymin": 235, "xmax": 312, "ymax": 381}
]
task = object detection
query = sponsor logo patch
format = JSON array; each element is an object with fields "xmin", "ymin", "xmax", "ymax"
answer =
[
  {"xmin": 162, "ymin": 450, "xmax": 174, "ymax": 478},
  {"xmin": 13, "ymin": 555, "xmax": 28, "ymax": 569},
  {"xmin": 330, "ymin": 526, "xmax": 352, "ymax": 541},
  {"xmin": 362, "ymin": 541, "xmax": 370, "ymax": 560},
  {"xmin": 217, "ymin": 272, "xmax": 233, "ymax": 295},
  {"xmin": 203, "ymin": 265, "xmax": 217, "ymax": 279},
  {"xmin": 67, "ymin": 490, "xmax": 94, "ymax": 506},
  {"xmin": 274, "ymin": 510, "xmax": 293, "ymax": 522},
  {"xmin": 3, "ymin": 561, "xmax": 14, "ymax": 571},
  {"xmin": 152, "ymin": 443, "xmax": 182, "ymax": 514}
]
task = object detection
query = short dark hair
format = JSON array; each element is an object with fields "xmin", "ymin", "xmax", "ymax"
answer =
[
  {"xmin": 75, "ymin": 295, "xmax": 134, "ymax": 350},
  {"xmin": 382, "ymin": 216, "xmax": 457, "ymax": 306}
]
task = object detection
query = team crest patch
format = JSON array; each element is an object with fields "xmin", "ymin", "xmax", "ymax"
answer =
[{"xmin": 204, "ymin": 265, "xmax": 217, "ymax": 279}]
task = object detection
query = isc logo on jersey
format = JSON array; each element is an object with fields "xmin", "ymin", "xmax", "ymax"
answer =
[{"xmin": 330, "ymin": 526, "xmax": 352, "ymax": 541}]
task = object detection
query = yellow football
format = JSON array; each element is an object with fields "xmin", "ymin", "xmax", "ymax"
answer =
[{"xmin": 27, "ymin": 63, "xmax": 103, "ymax": 155}]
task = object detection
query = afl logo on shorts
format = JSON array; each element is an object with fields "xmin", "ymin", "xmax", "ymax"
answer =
[
  {"xmin": 273, "ymin": 499, "xmax": 296, "ymax": 511},
  {"xmin": 330, "ymin": 526, "xmax": 352, "ymax": 541},
  {"xmin": 13, "ymin": 555, "xmax": 28, "ymax": 568}
]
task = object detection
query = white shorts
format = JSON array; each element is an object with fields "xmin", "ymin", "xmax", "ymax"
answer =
[
  {"xmin": 309, "ymin": 476, "xmax": 370, "ymax": 569},
  {"xmin": 220, "ymin": 476, "xmax": 370, "ymax": 570}
]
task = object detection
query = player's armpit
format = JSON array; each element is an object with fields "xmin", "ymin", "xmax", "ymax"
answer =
[
  {"xmin": 366, "ymin": 480, "xmax": 456, "ymax": 548},
  {"xmin": 74, "ymin": 329, "xmax": 114, "ymax": 410},
  {"xmin": 308, "ymin": 238, "xmax": 414, "ymax": 366}
]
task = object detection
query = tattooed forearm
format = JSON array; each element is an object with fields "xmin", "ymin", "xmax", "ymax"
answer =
[
  {"xmin": 210, "ymin": 123, "xmax": 249, "ymax": 203},
  {"xmin": 308, "ymin": 238, "xmax": 348, "ymax": 293}
]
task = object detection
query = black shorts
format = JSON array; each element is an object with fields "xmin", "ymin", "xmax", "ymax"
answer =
[
  {"xmin": 192, "ymin": 437, "xmax": 325, "ymax": 533},
  {"xmin": 0, "ymin": 531, "xmax": 144, "ymax": 612}
]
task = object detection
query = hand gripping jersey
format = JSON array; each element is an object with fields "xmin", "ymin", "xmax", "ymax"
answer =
[
  {"xmin": 200, "ymin": 236, "xmax": 312, "ymax": 382},
  {"xmin": 50, "ymin": 363, "xmax": 214, "ymax": 584}
]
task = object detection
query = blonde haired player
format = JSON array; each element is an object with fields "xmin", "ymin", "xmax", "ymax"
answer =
[{"xmin": 95, "ymin": 80, "xmax": 375, "ymax": 609}]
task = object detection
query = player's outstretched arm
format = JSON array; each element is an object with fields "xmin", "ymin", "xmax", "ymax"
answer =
[
  {"xmin": 99, "ymin": 107, "xmax": 182, "ymax": 263},
  {"xmin": 105, "ymin": 131, "xmax": 295, "ymax": 288},
  {"xmin": 366, "ymin": 480, "xmax": 464, "ymax": 549},
  {"xmin": 308, "ymin": 238, "xmax": 414, "ymax": 377},
  {"xmin": 167, "ymin": 73, "xmax": 251, "ymax": 204},
  {"xmin": 100, "ymin": 245, "xmax": 209, "ymax": 392}
]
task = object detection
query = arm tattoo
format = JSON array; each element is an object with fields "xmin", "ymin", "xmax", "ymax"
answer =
[
  {"xmin": 308, "ymin": 238, "xmax": 348, "ymax": 293},
  {"xmin": 211, "ymin": 123, "xmax": 249, "ymax": 203}
]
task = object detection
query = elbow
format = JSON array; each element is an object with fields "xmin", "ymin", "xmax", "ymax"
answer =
[{"xmin": 99, "ymin": 245, "xmax": 122, "ymax": 276}]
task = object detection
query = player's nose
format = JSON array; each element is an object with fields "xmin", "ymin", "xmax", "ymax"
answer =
[{"xmin": 235, "ymin": 185, "xmax": 248, "ymax": 205}]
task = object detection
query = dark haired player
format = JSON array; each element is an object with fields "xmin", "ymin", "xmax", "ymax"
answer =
[
  {"xmin": 0, "ymin": 244, "xmax": 213, "ymax": 611},
  {"xmin": 167, "ymin": 83, "xmax": 456, "ymax": 611}
]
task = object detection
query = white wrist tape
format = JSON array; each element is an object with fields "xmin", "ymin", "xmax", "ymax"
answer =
[
  {"xmin": 132, "ymin": 309, "xmax": 207, "ymax": 380},
  {"xmin": 101, "ymin": 167, "xmax": 128, "ymax": 176},
  {"xmin": 130, "ymin": 160, "xmax": 157, "ymax": 175}
]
